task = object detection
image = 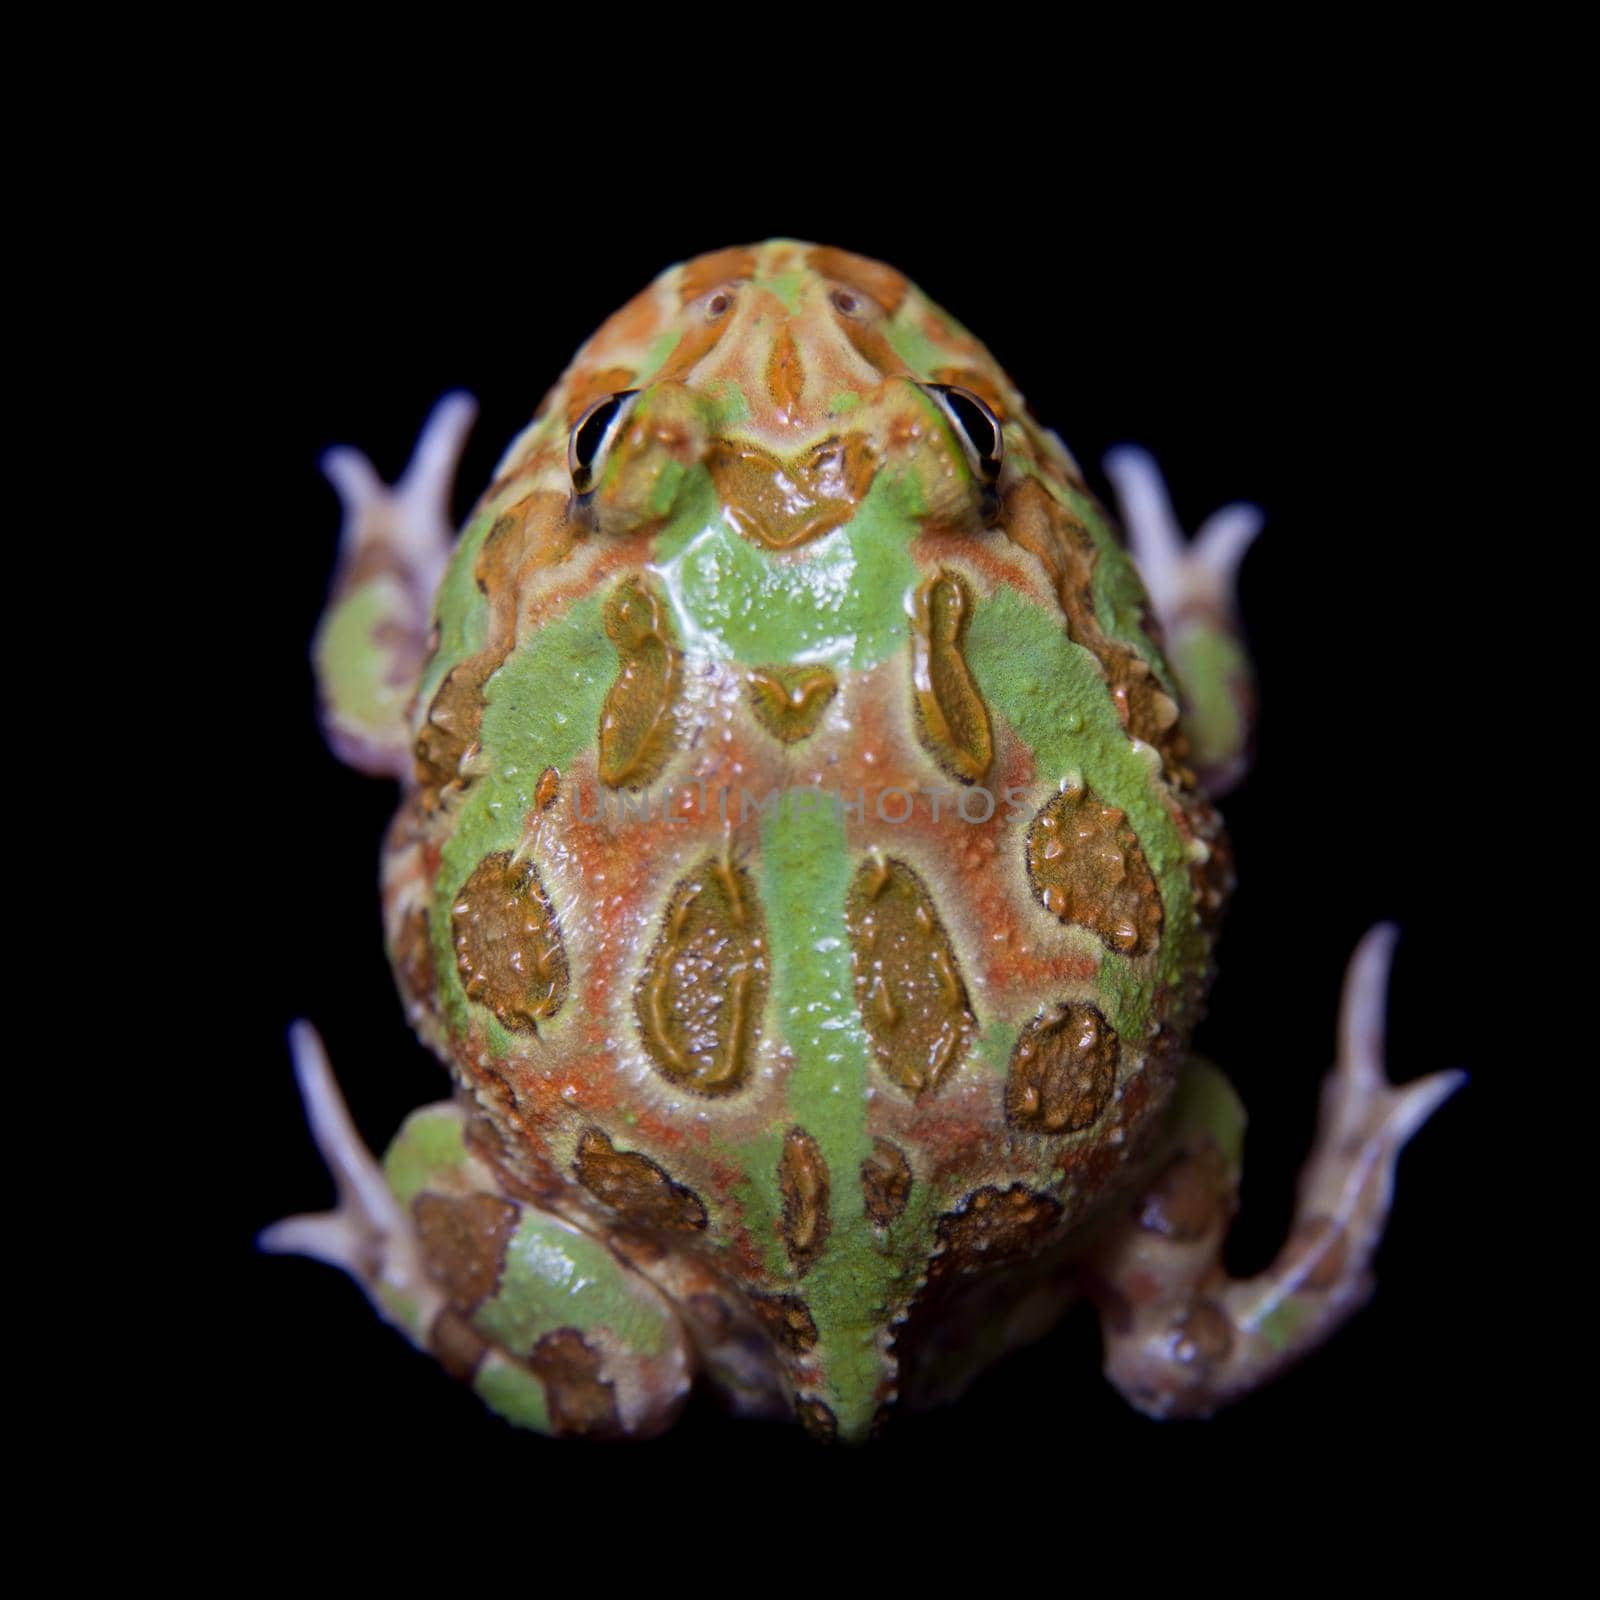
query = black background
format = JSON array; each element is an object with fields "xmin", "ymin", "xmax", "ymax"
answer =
[{"xmin": 221, "ymin": 142, "xmax": 1494, "ymax": 1532}]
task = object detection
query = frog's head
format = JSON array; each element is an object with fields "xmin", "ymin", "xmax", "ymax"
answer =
[{"xmin": 537, "ymin": 240, "xmax": 1050, "ymax": 546}]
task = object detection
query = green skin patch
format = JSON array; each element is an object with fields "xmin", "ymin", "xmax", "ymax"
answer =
[
  {"xmin": 1173, "ymin": 628, "xmax": 1251, "ymax": 771},
  {"xmin": 742, "ymin": 795, "xmax": 937, "ymax": 1438},
  {"xmin": 383, "ymin": 1108, "xmax": 468, "ymax": 1206},
  {"xmin": 884, "ymin": 305, "xmax": 976, "ymax": 377},
  {"xmin": 964, "ymin": 587, "xmax": 1202, "ymax": 1043},
  {"xmin": 474, "ymin": 1356, "xmax": 553, "ymax": 1431},
  {"xmin": 416, "ymin": 508, "xmax": 495, "ymax": 713},
  {"xmin": 428, "ymin": 590, "xmax": 620, "ymax": 1045},
  {"xmin": 474, "ymin": 1210, "xmax": 675, "ymax": 1360},
  {"xmin": 652, "ymin": 461, "xmax": 924, "ymax": 670},
  {"xmin": 315, "ymin": 577, "xmax": 413, "ymax": 740}
]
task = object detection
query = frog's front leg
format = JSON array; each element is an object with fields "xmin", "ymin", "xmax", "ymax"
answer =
[
  {"xmin": 1083, "ymin": 926, "xmax": 1463, "ymax": 1419},
  {"xmin": 313, "ymin": 394, "xmax": 477, "ymax": 778},
  {"xmin": 1104, "ymin": 447, "xmax": 1262, "ymax": 795},
  {"xmin": 262, "ymin": 1024, "xmax": 692, "ymax": 1439}
]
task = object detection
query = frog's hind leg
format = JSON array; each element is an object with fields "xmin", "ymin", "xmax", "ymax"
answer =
[
  {"xmin": 1083, "ymin": 926, "xmax": 1463, "ymax": 1419},
  {"xmin": 1104, "ymin": 447, "xmax": 1262, "ymax": 796},
  {"xmin": 261, "ymin": 1023, "xmax": 692, "ymax": 1439},
  {"xmin": 313, "ymin": 394, "xmax": 477, "ymax": 779}
]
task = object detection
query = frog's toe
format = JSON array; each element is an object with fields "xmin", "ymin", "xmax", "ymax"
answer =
[
  {"xmin": 1086, "ymin": 929, "xmax": 1462, "ymax": 1419},
  {"xmin": 1295, "ymin": 923, "xmax": 1466, "ymax": 1287},
  {"xmin": 259, "ymin": 1020, "xmax": 412, "ymax": 1282},
  {"xmin": 1104, "ymin": 445, "xmax": 1262, "ymax": 795},
  {"xmin": 313, "ymin": 392, "xmax": 478, "ymax": 779}
]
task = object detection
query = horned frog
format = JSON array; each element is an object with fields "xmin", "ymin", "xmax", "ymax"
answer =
[{"xmin": 266, "ymin": 240, "xmax": 1459, "ymax": 1441}]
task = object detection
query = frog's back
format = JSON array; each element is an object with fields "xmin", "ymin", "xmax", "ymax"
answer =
[{"xmin": 382, "ymin": 241, "xmax": 1226, "ymax": 1437}]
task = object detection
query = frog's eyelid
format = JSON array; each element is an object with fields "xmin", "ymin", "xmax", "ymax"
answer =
[
  {"xmin": 922, "ymin": 383, "xmax": 1004, "ymax": 487},
  {"xmin": 569, "ymin": 390, "xmax": 640, "ymax": 496}
]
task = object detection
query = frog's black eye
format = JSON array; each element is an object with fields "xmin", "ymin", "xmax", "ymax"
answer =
[
  {"xmin": 830, "ymin": 287, "xmax": 862, "ymax": 317},
  {"xmin": 569, "ymin": 390, "xmax": 639, "ymax": 496},
  {"xmin": 925, "ymin": 384, "xmax": 1003, "ymax": 486},
  {"xmin": 705, "ymin": 290, "xmax": 733, "ymax": 319}
]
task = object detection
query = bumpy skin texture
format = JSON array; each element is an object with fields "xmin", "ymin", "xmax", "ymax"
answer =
[{"xmin": 271, "ymin": 241, "xmax": 1459, "ymax": 1440}]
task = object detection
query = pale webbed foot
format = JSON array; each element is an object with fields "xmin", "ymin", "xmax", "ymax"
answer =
[
  {"xmin": 262, "ymin": 1022, "xmax": 692, "ymax": 1439},
  {"xmin": 1086, "ymin": 926, "xmax": 1463, "ymax": 1419},
  {"xmin": 1104, "ymin": 446, "xmax": 1262, "ymax": 795},
  {"xmin": 313, "ymin": 393, "xmax": 477, "ymax": 778}
]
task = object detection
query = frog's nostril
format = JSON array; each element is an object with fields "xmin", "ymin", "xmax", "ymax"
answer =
[{"xmin": 569, "ymin": 390, "xmax": 639, "ymax": 496}]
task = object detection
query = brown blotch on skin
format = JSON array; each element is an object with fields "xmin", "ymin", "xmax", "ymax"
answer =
[
  {"xmin": 929, "ymin": 367, "xmax": 1010, "ymax": 421},
  {"xmin": 910, "ymin": 569, "xmax": 992, "ymax": 784},
  {"xmin": 861, "ymin": 1138, "xmax": 913, "ymax": 1227},
  {"xmin": 678, "ymin": 246, "xmax": 759, "ymax": 304},
  {"xmin": 1026, "ymin": 776, "xmax": 1163, "ymax": 957},
  {"xmin": 636, "ymin": 858, "xmax": 768, "ymax": 1095},
  {"xmin": 1136, "ymin": 1145, "xmax": 1229, "ymax": 1240},
  {"xmin": 563, "ymin": 366, "xmax": 637, "ymax": 430},
  {"xmin": 933, "ymin": 1185, "xmax": 1063, "ymax": 1280},
  {"xmin": 414, "ymin": 660, "xmax": 487, "ymax": 800},
  {"xmin": 413, "ymin": 1192, "xmax": 520, "ymax": 1314},
  {"xmin": 778, "ymin": 1127, "xmax": 831, "ymax": 1274},
  {"xmin": 414, "ymin": 493, "xmax": 575, "ymax": 807},
  {"xmin": 999, "ymin": 478, "xmax": 1186, "ymax": 774},
  {"xmin": 431, "ymin": 1306, "xmax": 490, "ymax": 1383},
  {"xmin": 1173, "ymin": 1300, "xmax": 1235, "ymax": 1368},
  {"xmin": 807, "ymin": 245, "xmax": 909, "ymax": 314},
  {"xmin": 746, "ymin": 664, "xmax": 839, "ymax": 742},
  {"xmin": 462, "ymin": 1114, "xmax": 558, "ymax": 1203},
  {"xmin": 451, "ymin": 851, "xmax": 569, "ymax": 1033},
  {"xmin": 751, "ymin": 1292, "xmax": 819, "ymax": 1354},
  {"xmin": 391, "ymin": 902, "xmax": 434, "ymax": 1017},
  {"xmin": 847, "ymin": 856, "xmax": 976, "ymax": 1098},
  {"xmin": 1007, "ymin": 1001, "xmax": 1119, "ymax": 1134},
  {"xmin": 529, "ymin": 1328, "xmax": 623, "ymax": 1438},
  {"xmin": 796, "ymin": 1398, "xmax": 838, "ymax": 1443},
  {"xmin": 599, "ymin": 575, "xmax": 680, "ymax": 789},
  {"xmin": 574, "ymin": 1128, "xmax": 708, "ymax": 1234},
  {"xmin": 708, "ymin": 434, "xmax": 874, "ymax": 550},
  {"xmin": 1288, "ymin": 1216, "xmax": 1348, "ymax": 1291}
]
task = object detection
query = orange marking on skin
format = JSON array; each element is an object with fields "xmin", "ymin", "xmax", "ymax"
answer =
[
  {"xmin": 587, "ymin": 286, "xmax": 666, "ymax": 360},
  {"xmin": 634, "ymin": 1109, "xmax": 695, "ymax": 1153},
  {"xmin": 806, "ymin": 245, "xmax": 909, "ymax": 314},
  {"xmin": 520, "ymin": 540, "xmax": 640, "ymax": 630},
  {"xmin": 917, "ymin": 308, "xmax": 983, "ymax": 361},
  {"xmin": 929, "ymin": 367, "xmax": 1011, "ymax": 421},
  {"xmin": 654, "ymin": 314, "xmax": 735, "ymax": 384},
  {"xmin": 678, "ymin": 246, "xmax": 759, "ymax": 303},
  {"xmin": 844, "ymin": 323, "xmax": 911, "ymax": 379},
  {"xmin": 766, "ymin": 325, "xmax": 805, "ymax": 422},
  {"xmin": 910, "ymin": 530, "xmax": 1055, "ymax": 603},
  {"xmin": 562, "ymin": 366, "xmax": 638, "ymax": 430}
]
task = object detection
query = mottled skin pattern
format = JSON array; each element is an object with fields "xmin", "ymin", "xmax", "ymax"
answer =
[{"xmin": 270, "ymin": 241, "xmax": 1460, "ymax": 1440}]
